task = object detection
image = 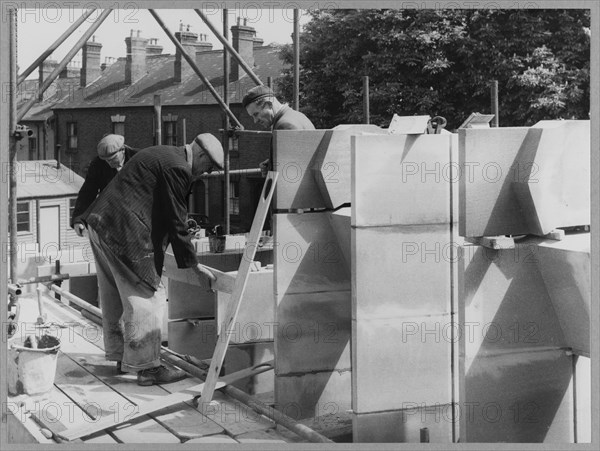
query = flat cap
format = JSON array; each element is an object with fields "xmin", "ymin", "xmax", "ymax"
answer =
[
  {"xmin": 242, "ymin": 85, "xmax": 274, "ymax": 108},
  {"xmin": 97, "ymin": 134, "xmax": 124, "ymax": 159},
  {"xmin": 192, "ymin": 133, "xmax": 224, "ymax": 170}
]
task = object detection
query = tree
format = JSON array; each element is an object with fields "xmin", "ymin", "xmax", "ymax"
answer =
[{"xmin": 276, "ymin": 9, "xmax": 590, "ymax": 130}]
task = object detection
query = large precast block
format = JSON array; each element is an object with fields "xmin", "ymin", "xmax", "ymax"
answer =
[
  {"xmin": 352, "ymin": 225, "xmax": 453, "ymax": 319},
  {"xmin": 461, "ymin": 348, "xmax": 574, "ymax": 443},
  {"xmin": 352, "ymin": 315, "xmax": 452, "ymax": 413},
  {"xmin": 312, "ymin": 124, "xmax": 385, "ymax": 209},
  {"xmin": 459, "ymin": 120, "xmax": 590, "ymax": 238},
  {"xmin": 276, "ymin": 290, "xmax": 351, "ymax": 374},
  {"xmin": 274, "ymin": 212, "xmax": 350, "ymax": 296},
  {"xmin": 512, "ymin": 120, "xmax": 590, "ymax": 235},
  {"xmin": 353, "ymin": 404, "xmax": 454, "ymax": 443},
  {"xmin": 534, "ymin": 234, "xmax": 591, "ymax": 356},
  {"xmin": 274, "ymin": 370, "xmax": 351, "ymax": 420},
  {"xmin": 351, "ymin": 133, "xmax": 457, "ymax": 227},
  {"xmin": 328, "ymin": 208, "xmax": 351, "ymax": 274}
]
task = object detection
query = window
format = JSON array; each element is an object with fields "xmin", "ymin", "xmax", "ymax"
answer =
[
  {"xmin": 229, "ymin": 181, "xmax": 239, "ymax": 215},
  {"xmin": 17, "ymin": 201, "xmax": 31, "ymax": 232},
  {"xmin": 67, "ymin": 122, "xmax": 78, "ymax": 150},
  {"xmin": 162, "ymin": 114, "xmax": 178, "ymax": 146},
  {"xmin": 111, "ymin": 114, "xmax": 125, "ymax": 136},
  {"xmin": 28, "ymin": 136, "xmax": 37, "ymax": 159},
  {"xmin": 228, "ymin": 135, "xmax": 238, "ymax": 151},
  {"xmin": 69, "ymin": 198, "xmax": 76, "ymax": 222}
]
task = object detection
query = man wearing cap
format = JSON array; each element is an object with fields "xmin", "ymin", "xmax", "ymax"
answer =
[
  {"xmin": 70, "ymin": 134, "xmax": 137, "ymax": 237},
  {"xmin": 81, "ymin": 134, "xmax": 224, "ymax": 386},
  {"xmin": 242, "ymin": 85, "xmax": 315, "ymax": 176}
]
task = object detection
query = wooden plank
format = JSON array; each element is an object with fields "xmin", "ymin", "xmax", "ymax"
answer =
[
  {"xmin": 201, "ymin": 172, "xmax": 278, "ymax": 403},
  {"xmin": 107, "ymin": 415, "xmax": 182, "ymax": 443},
  {"xmin": 148, "ymin": 402, "xmax": 225, "ymax": 441}
]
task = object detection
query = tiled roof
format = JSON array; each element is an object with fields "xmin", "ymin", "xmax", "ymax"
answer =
[
  {"xmin": 53, "ymin": 45, "xmax": 286, "ymax": 110},
  {"xmin": 16, "ymin": 160, "xmax": 84, "ymax": 199},
  {"xmin": 19, "ymin": 77, "xmax": 81, "ymax": 121}
]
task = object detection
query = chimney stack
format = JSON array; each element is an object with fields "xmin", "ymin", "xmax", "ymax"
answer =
[
  {"xmin": 125, "ymin": 29, "xmax": 148, "ymax": 85},
  {"xmin": 146, "ymin": 38, "xmax": 163, "ymax": 56},
  {"xmin": 59, "ymin": 61, "xmax": 80, "ymax": 79},
  {"xmin": 174, "ymin": 25, "xmax": 202, "ymax": 82},
  {"xmin": 81, "ymin": 35, "xmax": 102, "ymax": 87},
  {"xmin": 253, "ymin": 36, "xmax": 264, "ymax": 48},
  {"xmin": 231, "ymin": 18, "xmax": 256, "ymax": 80}
]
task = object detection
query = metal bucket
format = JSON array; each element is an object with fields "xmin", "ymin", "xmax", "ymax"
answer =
[{"xmin": 8, "ymin": 335, "xmax": 60, "ymax": 396}]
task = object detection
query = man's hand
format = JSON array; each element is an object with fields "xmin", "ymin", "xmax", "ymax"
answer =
[
  {"xmin": 74, "ymin": 222, "xmax": 87, "ymax": 237},
  {"xmin": 259, "ymin": 159, "xmax": 270, "ymax": 177},
  {"xmin": 193, "ymin": 263, "xmax": 216, "ymax": 282}
]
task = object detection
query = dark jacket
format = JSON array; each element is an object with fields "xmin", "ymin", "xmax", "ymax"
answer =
[
  {"xmin": 272, "ymin": 104, "xmax": 315, "ymax": 131},
  {"xmin": 82, "ymin": 145, "xmax": 196, "ymax": 290},
  {"xmin": 70, "ymin": 146, "xmax": 137, "ymax": 228}
]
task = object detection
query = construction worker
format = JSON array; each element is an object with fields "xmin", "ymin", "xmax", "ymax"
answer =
[
  {"xmin": 242, "ymin": 85, "xmax": 315, "ymax": 176},
  {"xmin": 81, "ymin": 134, "xmax": 224, "ymax": 386},
  {"xmin": 70, "ymin": 134, "xmax": 137, "ymax": 237}
]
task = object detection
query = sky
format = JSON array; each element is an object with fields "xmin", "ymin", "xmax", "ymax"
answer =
[{"xmin": 16, "ymin": 6, "xmax": 312, "ymax": 77}]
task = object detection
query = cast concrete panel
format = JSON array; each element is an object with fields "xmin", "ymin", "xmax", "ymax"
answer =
[
  {"xmin": 276, "ymin": 290, "xmax": 351, "ymax": 374},
  {"xmin": 574, "ymin": 356, "xmax": 591, "ymax": 442},
  {"xmin": 352, "ymin": 225, "xmax": 453, "ymax": 320},
  {"xmin": 217, "ymin": 269, "xmax": 274, "ymax": 342},
  {"xmin": 353, "ymin": 405, "xmax": 454, "ymax": 443},
  {"xmin": 274, "ymin": 370, "xmax": 351, "ymax": 420},
  {"xmin": 352, "ymin": 315, "xmax": 452, "ymax": 413},
  {"xmin": 274, "ymin": 212, "xmax": 350, "ymax": 296},
  {"xmin": 167, "ymin": 318, "xmax": 218, "ymax": 360},
  {"xmin": 328, "ymin": 208, "xmax": 352, "ymax": 274},
  {"xmin": 167, "ymin": 279, "xmax": 215, "ymax": 320},
  {"xmin": 272, "ymin": 129, "xmax": 328, "ymax": 210},
  {"xmin": 312, "ymin": 125, "xmax": 385, "ymax": 209},
  {"xmin": 459, "ymin": 242, "xmax": 568, "ymax": 363},
  {"xmin": 225, "ymin": 342, "xmax": 274, "ymax": 395},
  {"xmin": 351, "ymin": 133, "xmax": 456, "ymax": 227},
  {"xmin": 512, "ymin": 121, "xmax": 590, "ymax": 235},
  {"xmin": 535, "ymin": 235, "xmax": 591, "ymax": 356},
  {"xmin": 462, "ymin": 348, "xmax": 574, "ymax": 443},
  {"xmin": 458, "ymin": 126, "xmax": 531, "ymax": 237}
]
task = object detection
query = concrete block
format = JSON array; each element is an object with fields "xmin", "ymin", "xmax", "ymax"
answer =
[
  {"xmin": 274, "ymin": 370, "xmax": 352, "ymax": 420},
  {"xmin": 353, "ymin": 405, "xmax": 454, "ymax": 443},
  {"xmin": 272, "ymin": 129, "xmax": 328, "ymax": 210},
  {"xmin": 276, "ymin": 290, "xmax": 351, "ymax": 374},
  {"xmin": 327, "ymin": 208, "xmax": 351, "ymax": 275},
  {"xmin": 459, "ymin": 126, "xmax": 531, "ymax": 237},
  {"xmin": 459, "ymin": 241, "xmax": 568, "ymax": 363},
  {"xmin": 217, "ymin": 269, "xmax": 274, "ymax": 342},
  {"xmin": 535, "ymin": 235, "xmax": 591, "ymax": 356},
  {"xmin": 312, "ymin": 125, "xmax": 386, "ymax": 209},
  {"xmin": 512, "ymin": 120, "xmax": 590, "ymax": 235},
  {"xmin": 274, "ymin": 212, "xmax": 350, "ymax": 296},
  {"xmin": 351, "ymin": 133, "xmax": 455, "ymax": 227},
  {"xmin": 462, "ymin": 348, "xmax": 573, "ymax": 443},
  {"xmin": 574, "ymin": 356, "xmax": 591, "ymax": 442},
  {"xmin": 224, "ymin": 342, "xmax": 274, "ymax": 395},
  {"xmin": 167, "ymin": 279, "xmax": 215, "ymax": 320},
  {"xmin": 352, "ymin": 315, "xmax": 452, "ymax": 414},
  {"xmin": 352, "ymin": 225, "xmax": 453, "ymax": 320},
  {"xmin": 167, "ymin": 318, "xmax": 218, "ymax": 360}
]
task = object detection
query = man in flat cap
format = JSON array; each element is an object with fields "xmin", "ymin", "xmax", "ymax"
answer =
[
  {"xmin": 242, "ymin": 85, "xmax": 315, "ymax": 175},
  {"xmin": 71, "ymin": 134, "xmax": 137, "ymax": 237},
  {"xmin": 81, "ymin": 134, "xmax": 224, "ymax": 386}
]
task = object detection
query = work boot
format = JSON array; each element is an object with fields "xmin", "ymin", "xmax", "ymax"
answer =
[{"xmin": 137, "ymin": 365, "xmax": 187, "ymax": 386}]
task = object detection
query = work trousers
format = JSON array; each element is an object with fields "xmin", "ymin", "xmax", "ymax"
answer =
[{"xmin": 88, "ymin": 226, "xmax": 165, "ymax": 373}]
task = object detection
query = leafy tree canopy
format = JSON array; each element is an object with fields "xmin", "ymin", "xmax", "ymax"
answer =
[{"xmin": 276, "ymin": 9, "xmax": 590, "ymax": 130}]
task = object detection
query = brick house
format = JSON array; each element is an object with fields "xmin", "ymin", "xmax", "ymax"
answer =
[{"xmin": 52, "ymin": 22, "xmax": 283, "ymax": 232}]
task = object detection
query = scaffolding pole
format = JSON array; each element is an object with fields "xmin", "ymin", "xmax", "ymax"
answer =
[
  {"xmin": 149, "ymin": 9, "xmax": 243, "ymax": 130},
  {"xmin": 17, "ymin": 8, "xmax": 97, "ymax": 85},
  {"xmin": 17, "ymin": 9, "xmax": 113, "ymax": 122},
  {"xmin": 293, "ymin": 9, "xmax": 300, "ymax": 110},
  {"xmin": 9, "ymin": 7, "xmax": 18, "ymax": 298},
  {"xmin": 222, "ymin": 9, "xmax": 231, "ymax": 234}
]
